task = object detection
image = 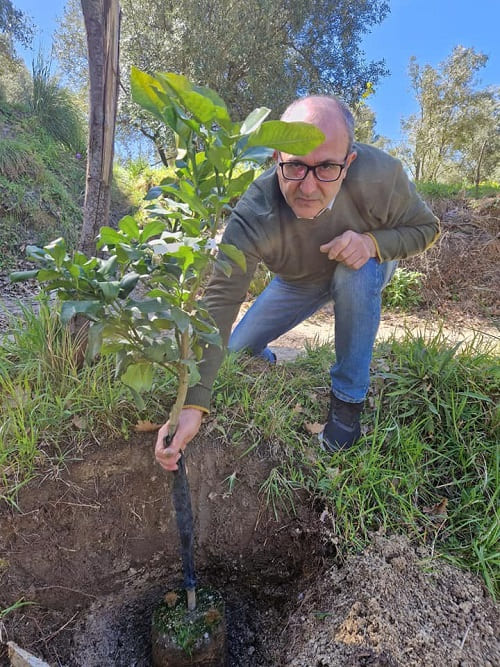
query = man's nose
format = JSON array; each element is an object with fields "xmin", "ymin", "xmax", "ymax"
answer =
[{"xmin": 298, "ymin": 169, "xmax": 318, "ymax": 193}]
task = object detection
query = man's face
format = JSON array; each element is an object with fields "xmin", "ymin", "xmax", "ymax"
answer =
[{"xmin": 276, "ymin": 130, "xmax": 356, "ymax": 219}]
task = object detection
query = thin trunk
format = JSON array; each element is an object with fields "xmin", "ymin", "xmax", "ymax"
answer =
[
  {"xmin": 79, "ymin": 0, "xmax": 121, "ymax": 256},
  {"xmin": 475, "ymin": 138, "xmax": 487, "ymax": 196}
]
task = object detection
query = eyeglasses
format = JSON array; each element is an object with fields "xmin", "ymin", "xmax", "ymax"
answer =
[{"xmin": 278, "ymin": 155, "xmax": 348, "ymax": 182}]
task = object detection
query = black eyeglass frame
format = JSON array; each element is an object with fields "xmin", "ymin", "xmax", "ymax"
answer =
[{"xmin": 277, "ymin": 153, "xmax": 349, "ymax": 182}]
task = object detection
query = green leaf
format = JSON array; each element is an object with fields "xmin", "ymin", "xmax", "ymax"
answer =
[
  {"xmin": 240, "ymin": 107, "xmax": 271, "ymax": 135},
  {"xmin": 130, "ymin": 67, "xmax": 169, "ymax": 123},
  {"xmin": 121, "ymin": 361, "xmax": 154, "ymax": 394},
  {"xmin": 193, "ymin": 84, "xmax": 232, "ymax": 129},
  {"xmin": 86, "ymin": 322, "xmax": 104, "ymax": 361},
  {"xmin": 219, "ymin": 243, "xmax": 247, "ymax": 272},
  {"xmin": 118, "ymin": 272, "xmax": 140, "ymax": 298},
  {"xmin": 215, "ymin": 257, "xmax": 232, "ymax": 277},
  {"xmin": 170, "ymin": 307, "xmax": 191, "ymax": 332},
  {"xmin": 239, "ymin": 145, "xmax": 274, "ymax": 163},
  {"xmin": 226, "ymin": 169, "xmax": 255, "ymax": 199},
  {"xmin": 247, "ymin": 120, "xmax": 325, "ymax": 155},
  {"xmin": 183, "ymin": 359, "xmax": 201, "ymax": 387},
  {"xmin": 119, "ymin": 215, "xmax": 140, "ymax": 239},
  {"xmin": 45, "ymin": 237, "xmax": 67, "ymax": 268},
  {"xmin": 206, "ymin": 144, "xmax": 232, "ymax": 172},
  {"xmin": 98, "ymin": 227, "xmax": 124, "ymax": 247},
  {"xmin": 9, "ymin": 269, "xmax": 39, "ymax": 282},
  {"xmin": 144, "ymin": 340, "xmax": 179, "ymax": 363},
  {"xmin": 98, "ymin": 255, "xmax": 118, "ymax": 278},
  {"xmin": 98, "ymin": 281, "xmax": 121, "ymax": 300},
  {"xmin": 161, "ymin": 184, "xmax": 208, "ymax": 218},
  {"xmin": 141, "ymin": 220, "xmax": 166, "ymax": 242},
  {"xmin": 171, "ymin": 245, "xmax": 194, "ymax": 272},
  {"xmin": 129, "ymin": 298, "xmax": 168, "ymax": 314},
  {"xmin": 145, "ymin": 186, "xmax": 164, "ymax": 201},
  {"xmin": 60, "ymin": 300, "xmax": 102, "ymax": 324},
  {"xmin": 37, "ymin": 268, "xmax": 61, "ymax": 281},
  {"xmin": 159, "ymin": 72, "xmax": 216, "ymax": 124}
]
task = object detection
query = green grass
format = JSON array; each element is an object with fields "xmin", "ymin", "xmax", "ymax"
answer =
[
  {"xmin": 0, "ymin": 304, "xmax": 498, "ymax": 598},
  {"xmin": 416, "ymin": 180, "xmax": 500, "ymax": 199},
  {"xmin": 214, "ymin": 332, "xmax": 499, "ymax": 597},
  {"xmin": 382, "ymin": 267, "xmax": 424, "ymax": 311},
  {"xmin": 0, "ymin": 300, "xmax": 177, "ymax": 506}
]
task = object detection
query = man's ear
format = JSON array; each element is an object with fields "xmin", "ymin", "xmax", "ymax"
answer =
[{"xmin": 273, "ymin": 150, "xmax": 278, "ymax": 161}]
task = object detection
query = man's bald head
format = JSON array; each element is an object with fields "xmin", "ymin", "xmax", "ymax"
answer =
[{"xmin": 281, "ymin": 96, "xmax": 355, "ymax": 155}]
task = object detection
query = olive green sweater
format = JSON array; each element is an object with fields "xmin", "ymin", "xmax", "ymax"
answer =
[{"xmin": 186, "ymin": 142, "xmax": 440, "ymax": 411}]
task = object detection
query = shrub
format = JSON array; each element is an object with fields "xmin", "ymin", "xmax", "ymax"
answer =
[
  {"xmin": 30, "ymin": 54, "xmax": 85, "ymax": 153},
  {"xmin": 383, "ymin": 267, "xmax": 423, "ymax": 311}
]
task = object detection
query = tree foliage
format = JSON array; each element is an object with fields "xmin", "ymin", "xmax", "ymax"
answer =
[
  {"xmin": 399, "ymin": 46, "xmax": 500, "ymax": 183},
  {"xmin": 0, "ymin": 0, "xmax": 34, "ymax": 53},
  {"xmin": 54, "ymin": 0, "xmax": 389, "ymax": 161}
]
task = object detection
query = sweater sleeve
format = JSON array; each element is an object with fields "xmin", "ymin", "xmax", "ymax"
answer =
[
  {"xmin": 363, "ymin": 161, "xmax": 440, "ymax": 262},
  {"xmin": 185, "ymin": 210, "xmax": 260, "ymax": 411}
]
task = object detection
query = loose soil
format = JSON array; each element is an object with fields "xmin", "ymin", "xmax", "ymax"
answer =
[
  {"xmin": 0, "ymin": 196, "xmax": 499, "ymax": 665},
  {"xmin": 0, "ymin": 431, "xmax": 499, "ymax": 666}
]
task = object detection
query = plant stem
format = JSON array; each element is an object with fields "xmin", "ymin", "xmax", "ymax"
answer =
[{"xmin": 168, "ymin": 328, "xmax": 190, "ymax": 437}]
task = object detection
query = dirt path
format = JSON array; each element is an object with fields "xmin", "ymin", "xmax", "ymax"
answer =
[{"xmin": 236, "ymin": 303, "xmax": 500, "ymax": 363}]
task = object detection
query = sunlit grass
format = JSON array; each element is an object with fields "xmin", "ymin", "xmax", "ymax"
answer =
[{"xmin": 0, "ymin": 304, "xmax": 498, "ymax": 597}]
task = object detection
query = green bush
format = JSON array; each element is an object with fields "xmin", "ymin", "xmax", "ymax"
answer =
[
  {"xmin": 416, "ymin": 181, "xmax": 500, "ymax": 199},
  {"xmin": 383, "ymin": 267, "xmax": 424, "ymax": 311},
  {"xmin": 30, "ymin": 54, "xmax": 85, "ymax": 153}
]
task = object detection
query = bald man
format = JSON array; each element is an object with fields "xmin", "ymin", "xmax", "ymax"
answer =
[{"xmin": 155, "ymin": 96, "xmax": 440, "ymax": 469}]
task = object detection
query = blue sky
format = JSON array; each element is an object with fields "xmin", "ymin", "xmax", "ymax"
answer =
[{"xmin": 13, "ymin": 0, "xmax": 500, "ymax": 143}]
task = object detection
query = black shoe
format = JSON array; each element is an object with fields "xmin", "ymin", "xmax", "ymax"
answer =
[{"xmin": 319, "ymin": 394, "xmax": 364, "ymax": 452}]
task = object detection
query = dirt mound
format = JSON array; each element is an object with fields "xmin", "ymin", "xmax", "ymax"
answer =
[
  {"xmin": 280, "ymin": 533, "xmax": 499, "ymax": 666},
  {"xmin": 405, "ymin": 195, "xmax": 500, "ymax": 319}
]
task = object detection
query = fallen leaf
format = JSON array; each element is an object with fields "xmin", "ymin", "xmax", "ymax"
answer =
[
  {"xmin": 292, "ymin": 404, "xmax": 304, "ymax": 413},
  {"xmin": 72, "ymin": 415, "xmax": 87, "ymax": 430},
  {"xmin": 423, "ymin": 497, "xmax": 448, "ymax": 517},
  {"xmin": 134, "ymin": 420, "xmax": 162, "ymax": 432},
  {"xmin": 204, "ymin": 608, "xmax": 222, "ymax": 626},
  {"xmin": 305, "ymin": 422, "xmax": 324, "ymax": 435},
  {"xmin": 164, "ymin": 591, "xmax": 179, "ymax": 608}
]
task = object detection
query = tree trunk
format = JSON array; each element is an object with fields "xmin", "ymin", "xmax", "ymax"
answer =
[
  {"xmin": 475, "ymin": 138, "xmax": 487, "ymax": 196},
  {"xmin": 79, "ymin": 0, "xmax": 121, "ymax": 256}
]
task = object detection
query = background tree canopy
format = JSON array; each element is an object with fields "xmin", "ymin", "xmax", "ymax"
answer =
[
  {"xmin": 54, "ymin": 0, "xmax": 389, "ymax": 162},
  {"xmin": 398, "ymin": 46, "xmax": 500, "ymax": 184}
]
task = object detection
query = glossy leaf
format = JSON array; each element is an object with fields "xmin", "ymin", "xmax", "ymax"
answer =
[
  {"xmin": 219, "ymin": 243, "xmax": 247, "ymax": 272},
  {"xmin": 9, "ymin": 269, "xmax": 39, "ymax": 282},
  {"xmin": 86, "ymin": 322, "xmax": 104, "ymax": 361},
  {"xmin": 60, "ymin": 300, "xmax": 102, "ymax": 324},
  {"xmin": 121, "ymin": 361, "xmax": 154, "ymax": 393},
  {"xmin": 240, "ymin": 107, "xmax": 271, "ymax": 135},
  {"xmin": 98, "ymin": 227, "xmax": 125, "ymax": 247},
  {"xmin": 119, "ymin": 215, "xmax": 140, "ymax": 239},
  {"xmin": 130, "ymin": 67, "xmax": 168, "ymax": 123},
  {"xmin": 247, "ymin": 120, "xmax": 325, "ymax": 155}
]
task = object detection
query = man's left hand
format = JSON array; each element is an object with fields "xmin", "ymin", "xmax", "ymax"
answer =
[{"xmin": 320, "ymin": 231, "xmax": 377, "ymax": 269}]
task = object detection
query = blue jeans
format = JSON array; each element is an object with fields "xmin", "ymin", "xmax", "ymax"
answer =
[{"xmin": 228, "ymin": 258, "xmax": 397, "ymax": 403}]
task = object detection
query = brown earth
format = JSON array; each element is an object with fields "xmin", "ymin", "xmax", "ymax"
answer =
[{"xmin": 1, "ymin": 426, "xmax": 499, "ymax": 666}]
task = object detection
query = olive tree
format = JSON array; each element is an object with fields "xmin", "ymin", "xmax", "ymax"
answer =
[
  {"xmin": 399, "ymin": 46, "xmax": 499, "ymax": 183},
  {"xmin": 54, "ymin": 0, "xmax": 388, "ymax": 162}
]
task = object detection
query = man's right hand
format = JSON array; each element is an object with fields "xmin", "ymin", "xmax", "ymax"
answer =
[{"xmin": 154, "ymin": 407, "xmax": 204, "ymax": 471}]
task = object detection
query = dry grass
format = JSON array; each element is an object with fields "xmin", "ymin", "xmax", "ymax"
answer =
[{"xmin": 403, "ymin": 196, "xmax": 499, "ymax": 319}]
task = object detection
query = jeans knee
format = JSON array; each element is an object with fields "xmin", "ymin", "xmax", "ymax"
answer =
[{"xmin": 331, "ymin": 258, "xmax": 386, "ymax": 303}]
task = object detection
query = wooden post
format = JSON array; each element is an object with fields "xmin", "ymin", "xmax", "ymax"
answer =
[{"xmin": 79, "ymin": 0, "xmax": 120, "ymax": 256}]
